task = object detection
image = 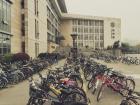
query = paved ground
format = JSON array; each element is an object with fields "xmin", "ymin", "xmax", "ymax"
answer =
[
  {"xmin": 0, "ymin": 59, "xmax": 140, "ymax": 105},
  {"xmin": 0, "ymin": 59, "xmax": 65, "ymax": 105},
  {"xmin": 86, "ymin": 59, "xmax": 140, "ymax": 105}
]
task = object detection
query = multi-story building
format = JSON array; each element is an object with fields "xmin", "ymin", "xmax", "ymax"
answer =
[
  {"xmin": 1, "ymin": 0, "xmax": 66, "ymax": 58},
  {"xmin": 0, "ymin": 0, "xmax": 121, "ymax": 57},
  {"xmin": 46, "ymin": 0, "xmax": 66, "ymax": 53},
  {"xmin": 61, "ymin": 14, "xmax": 121, "ymax": 49},
  {"xmin": 20, "ymin": 0, "xmax": 67, "ymax": 57}
]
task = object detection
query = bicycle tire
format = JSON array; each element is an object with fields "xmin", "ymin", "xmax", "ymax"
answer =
[
  {"xmin": 87, "ymin": 78, "xmax": 94, "ymax": 89},
  {"xmin": 87, "ymin": 78, "xmax": 97, "ymax": 94},
  {"xmin": 75, "ymin": 77, "xmax": 83, "ymax": 88},
  {"xmin": 97, "ymin": 84, "xmax": 104, "ymax": 102},
  {"xmin": 126, "ymin": 78, "xmax": 135, "ymax": 91},
  {"xmin": 62, "ymin": 91, "xmax": 87, "ymax": 104},
  {"xmin": 27, "ymin": 97, "xmax": 41, "ymax": 105},
  {"xmin": 85, "ymin": 72, "xmax": 93, "ymax": 81},
  {"xmin": 120, "ymin": 99, "xmax": 139, "ymax": 105}
]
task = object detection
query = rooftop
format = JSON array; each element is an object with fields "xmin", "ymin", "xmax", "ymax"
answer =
[{"xmin": 62, "ymin": 13, "xmax": 121, "ymax": 20}]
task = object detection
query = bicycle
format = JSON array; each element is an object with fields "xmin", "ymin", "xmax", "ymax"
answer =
[{"xmin": 120, "ymin": 90, "xmax": 140, "ymax": 105}]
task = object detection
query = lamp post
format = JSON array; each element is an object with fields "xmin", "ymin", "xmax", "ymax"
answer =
[{"xmin": 71, "ymin": 34, "xmax": 78, "ymax": 62}]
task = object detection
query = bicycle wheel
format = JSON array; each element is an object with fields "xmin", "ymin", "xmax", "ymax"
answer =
[
  {"xmin": 62, "ymin": 92, "xmax": 87, "ymax": 104},
  {"xmin": 87, "ymin": 78, "xmax": 94, "ymax": 89},
  {"xmin": 17, "ymin": 72, "xmax": 25, "ymax": 82},
  {"xmin": 84, "ymin": 70, "xmax": 89, "ymax": 80},
  {"xmin": 87, "ymin": 78, "xmax": 97, "ymax": 94},
  {"xmin": 128, "ymin": 99, "xmax": 139, "ymax": 105},
  {"xmin": 71, "ymin": 86, "xmax": 87, "ymax": 96},
  {"xmin": 75, "ymin": 77, "xmax": 83, "ymax": 88},
  {"xmin": 85, "ymin": 72, "xmax": 93, "ymax": 81},
  {"xmin": 135, "ymin": 60, "xmax": 140, "ymax": 65},
  {"xmin": 27, "ymin": 97, "xmax": 44, "ymax": 105},
  {"xmin": 0, "ymin": 78, "xmax": 8, "ymax": 88},
  {"xmin": 97, "ymin": 84, "xmax": 104, "ymax": 102},
  {"xmin": 126, "ymin": 78, "xmax": 135, "ymax": 91},
  {"xmin": 120, "ymin": 99, "xmax": 139, "ymax": 105}
]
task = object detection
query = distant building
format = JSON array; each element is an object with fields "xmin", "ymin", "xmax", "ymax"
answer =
[{"xmin": 61, "ymin": 14, "xmax": 121, "ymax": 49}]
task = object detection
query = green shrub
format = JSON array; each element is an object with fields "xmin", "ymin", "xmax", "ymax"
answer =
[{"xmin": 3, "ymin": 53, "xmax": 13, "ymax": 63}]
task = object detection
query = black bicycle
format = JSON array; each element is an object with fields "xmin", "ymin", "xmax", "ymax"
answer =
[{"xmin": 120, "ymin": 90, "xmax": 140, "ymax": 105}]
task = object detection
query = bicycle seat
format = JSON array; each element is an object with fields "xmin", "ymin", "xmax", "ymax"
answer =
[
  {"xmin": 60, "ymin": 86, "xmax": 74, "ymax": 94},
  {"xmin": 59, "ymin": 85, "xmax": 68, "ymax": 89}
]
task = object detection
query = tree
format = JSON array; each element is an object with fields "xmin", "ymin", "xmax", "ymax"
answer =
[
  {"xmin": 85, "ymin": 45, "xmax": 89, "ymax": 49},
  {"xmin": 113, "ymin": 40, "xmax": 121, "ymax": 49},
  {"xmin": 107, "ymin": 46, "xmax": 112, "ymax": 50}
]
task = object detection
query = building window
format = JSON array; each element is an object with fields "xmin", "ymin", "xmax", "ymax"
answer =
[
  {"xmin": 111, "ymin": 29, "xmax": 115, "ymax": 39},
  {"xmin": 22, "ymin": 41, "xmax": 25, "ymax": 52},
  {"xmin": 47, "ymin": 19, "xmax": 51, "ymax": 31},
  {"xmin": 89, "ymin": 21, "xmax": 92, "ymax": 26},
  {"xmin": 21, "ymin": 0, "xmax": 25, "ymax": 9},
  {"xmin": 95, "ymin": 41, "xmax": 99, "ymax": 49},
  {"xmin": 78, "ymin": 20, "xmax": 80, "ymax": 25},
  {"xmin": 84, "ymin": 27, "xmax": 88, "ymax": 33},
  {"xmin": 72, "ymin": 27, "xmax": 77, "ymax": 33},
  {"xmin": 34, "ymin": 0, "xmax": 39, "ymax": 16},
  {"xmin": 95, "ymin": 21, "xmax": 99, "ymax": 26},
  {"xmin": 84, "ymin": 35, "xmax": 88, "ymax": 40},
  {"xmin": 89, "ymin": 34, "xmax": 94, "ymax": 40},
  {"xmin": 47, "ymin": 33, "xmax": 55, "ymax": 42},
  {"xmin": 95, "ymin": 28, "xmax": 99, "ymax": 33},
  {"xmin": 100, "ymin": 28, "xmax": 104, "ymax": 33},
  {"xmin": 47, "ymin": 4, "xmax": 60, "ymax": 44},
  {"xmin": 84, "ymin": 20, "xmax": 88, "ymax": 26},
  {"xmin": 21, "ymin": 14, "xmax": 25, "ymax": 21},
  {"xmin": 21, "ymin": 14, "xmax": 25, "ymax": 36},
  {"xmin": 0, "ymin": 0, "xmax": 11, "ymax": 33},
  {"xmin": 35, "ymin": 43, "xmax": 39, "ymax": 57},
  {"xmin": 78, "ymin": 34, "xmax": 83, "ymax": 40},
  {"xmin": 100, "ymin": 41, "xmax": 104, "ymax": 48},
  {"xmin": 0, "ymin": 33, "xmax": 11, "ymax": 55},
  {"xmin": 35, "ymin": 19, "xmax": 39, "ymax": 39},
  {"xmin": 100, "ymin": 35, "xmax": 104, "ymax": 40},
  {"xmin": 89, "ymin": 28, "xmax": 94, "ymax": 33},
  {"xmin": 95, "ymin": 35, "xmax": 99, "ymax": 40},
  {"xmin": 78, "ymin": 42, "xmax": 83, "ymax": 47},
  {"xmin": 111, "ymin": 35, "xmax": 115, "ymax": 39},
  {"xmin": 80, "ymin": 27, "xmax": 83, "ymax": 33},
  {"xmin": 111, "ymin": 22, "xmax": 115, "ymax": 27}
]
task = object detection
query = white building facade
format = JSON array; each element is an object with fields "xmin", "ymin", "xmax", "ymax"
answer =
[{"xmin": 61, "ymin": 14, "xmax": 121, "ymax": 49}]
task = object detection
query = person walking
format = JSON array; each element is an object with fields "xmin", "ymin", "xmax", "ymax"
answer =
[{"xmin": 54, "ymin": 53, "xmax": 58, "ymax": 64}]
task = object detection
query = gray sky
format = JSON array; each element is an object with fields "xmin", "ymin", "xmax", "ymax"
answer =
[{"xmin": 65, "ymin": 0, "xmax": 140, "ymax": 45}]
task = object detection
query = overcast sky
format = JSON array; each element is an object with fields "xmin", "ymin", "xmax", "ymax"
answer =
[{"xmin": 65, "ymin": 0, "xmax": 140, "ymax": 45}]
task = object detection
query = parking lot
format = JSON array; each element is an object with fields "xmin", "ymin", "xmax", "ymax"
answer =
[{"xmin": 0, "ymin": 59, "xmax": 140, "ymax": 105}]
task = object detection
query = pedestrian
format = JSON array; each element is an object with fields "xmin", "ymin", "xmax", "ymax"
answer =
[{"xmin": 54, "ymin": 53, "xmax": 58, "ymax": 64}]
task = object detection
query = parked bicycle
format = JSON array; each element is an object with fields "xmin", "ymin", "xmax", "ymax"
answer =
[{"xmin": 27, "ymin": 65, "xmax": 88, "ymax": 105}]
